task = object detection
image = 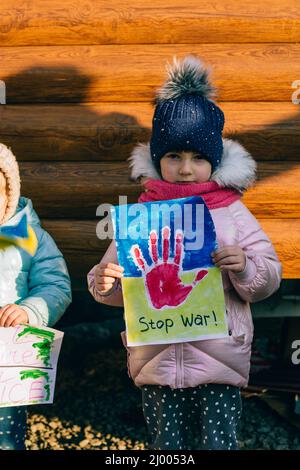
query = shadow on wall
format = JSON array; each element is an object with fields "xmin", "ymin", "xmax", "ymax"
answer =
[{"xmin": 0, "ymin": 66, "xmax": 299, "ymax": 327}]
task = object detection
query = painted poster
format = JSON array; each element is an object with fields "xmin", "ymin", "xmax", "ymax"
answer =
[
  {"xmin": 111, "ymin": 196, "xmax": 228, "ymax": 347},
  {"xmin": 0, "ymin": 324, "xmax": 63, "ymax": 407}
]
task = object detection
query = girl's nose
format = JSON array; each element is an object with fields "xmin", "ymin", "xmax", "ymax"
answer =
[{"xmin": 179, "ymin": 161, "xmax": 192, "ymax": 175}]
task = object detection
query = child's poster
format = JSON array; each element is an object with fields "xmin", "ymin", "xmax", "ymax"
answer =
[
  {"xmin": 111, "ymin": 196, "xmax": 228, "ymax": 347},
  {"xmin": 0, "ymin": 324, "xmax": 63, "ymax": 407}
]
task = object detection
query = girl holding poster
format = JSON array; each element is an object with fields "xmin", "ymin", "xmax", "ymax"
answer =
[
  {"xmin": 0, "ymin": 143, "xmax": 71, "ymax": 450},
  {"xmin": 88, "ymin": 56, "xmax": 282, "ymax": 450}
]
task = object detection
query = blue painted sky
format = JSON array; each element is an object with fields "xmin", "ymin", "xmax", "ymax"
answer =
[{"xmin": 111, "ymin": 196, "xmax": 217, "ymax": 277}]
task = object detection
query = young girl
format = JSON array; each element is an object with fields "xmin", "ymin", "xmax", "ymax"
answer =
[
  {"xmin": 87, "ymin": 56, "xmax": 282, "ymax": 450},
  {"xmin": 0, "ymin": 143, "xmax": 72, "ymax": 449}
]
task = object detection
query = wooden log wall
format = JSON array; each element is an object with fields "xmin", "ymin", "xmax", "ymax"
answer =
[{"xmin": 0, "ymin": 0, "xmax": 300, "ymax": 287}]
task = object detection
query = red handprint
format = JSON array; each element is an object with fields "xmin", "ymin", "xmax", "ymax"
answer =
[{"xmin": 130, "ymin": 227, "xmax": 208, "ymax": 310}]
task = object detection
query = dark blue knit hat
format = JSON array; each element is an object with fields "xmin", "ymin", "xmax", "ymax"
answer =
[{"xmin": 150, "ymin": 56, "xmax": 225, "ymax": 173}]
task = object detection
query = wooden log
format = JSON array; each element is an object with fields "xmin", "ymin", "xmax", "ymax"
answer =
[
  {"xmin": 41, "ymin": 218, "xmax": 300, "ymax": 281},
  {"xmin": 244, "ymin": 163, "xmax": 300, "ymax": 218},
  {"xmin": 19, "ymin": 161, "xmax": 300, "ymax": 218},
  {"xmin": 0, "ymin": 1, "xmax": 299, "ymax": 45},
  {"xmin": 1, "ymin": 102, "xmax": 300, "ymax": 161},
  {"xmin": 259, "ymin": 219, "xmax": 300, "ymax": 279},
  {"xmin": 1, "ymin": 44, "xmax": 299, "ymax": 102}
]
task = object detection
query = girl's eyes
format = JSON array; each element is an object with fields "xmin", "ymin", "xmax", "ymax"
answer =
[
  {"xmin": 193, "ymin": 155, "xmax": 205, "ymax": 161},
  {"xmin": 167, "ymin": 153, "xmax": 180, "ymax": 159},
  {"xmin": 166, "ymin": 154, "xmax": 205, "ymax": 161}
]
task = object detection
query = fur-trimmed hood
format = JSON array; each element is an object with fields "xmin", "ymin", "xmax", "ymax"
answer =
[
  {"xmin": 128, "ymin": 138, "xmax": 257, "ymax": 191},
  {"xmin": 0, "ymin": 143, "xmax": 21, "ymax": 225}
]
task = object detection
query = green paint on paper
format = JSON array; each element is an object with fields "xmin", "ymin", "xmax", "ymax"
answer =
[
  {"xmin": 19, "ymin": 369, "xmax": 50, "ymax": 401},
  {"xmin": 19, "ymin": 369, "xmax": 49, "ymax": 381},
  {"xmin": 44, "ymin": 384, "xmax": 50, "ymax": 401},
  {"xmin": 17, "ymin": 326, "xmax": 55, "ymax": 366}
]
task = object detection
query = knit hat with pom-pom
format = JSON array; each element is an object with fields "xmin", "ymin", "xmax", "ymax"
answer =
[{"xmin": 150, "ymin": 55, "xmax": 225, "ymax": 173}]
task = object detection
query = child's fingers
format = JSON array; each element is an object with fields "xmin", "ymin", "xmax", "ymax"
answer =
[
  {"xmin": 219, "ymin": 263, "xmax": 244, "ymax": 272},
  {"xmin": 97, "ymin": 283, "xmax": 114, "ymax": 293},
  {"xmin": 11, "ymin": 315, "xmax": 25, "ymax": 327},
  {"xmin": 0, "ymin": 304, "xmax": 13, "ymax": 316},
  {"xmin": 0, "ymin": 305, "xmax": 17, "ymax": 326},
  {"xmin": 214, "ymin": 255, "xmax": 239, "ymax": 266},
  {"xmin": 96, "ymin": 268, "xmax": 123, "ymax": 278},
  {"xmin": 211, "ymin": 246, "xmax": 241, "ymax": 261},
  {"xmin": 3, "ymin": 311, "xmax": 21, "ymax": 327},
  {"xmin": 97, "ymin": 276, "xmax": 117, "ymax": 284},
  {"xmin": 94, "ymin": 263, "xmax": 124, "ymax": 293},
  {"xmin": 96, "ymin": 264, "xmax": 124, "ymax": 278},
  {"xmin": 104, "ymin": 263, "xmax": 124, "ymax": 273},
  {"xmin": 107, "ymin": 262, "xmax": 124, "ymax": 271}
]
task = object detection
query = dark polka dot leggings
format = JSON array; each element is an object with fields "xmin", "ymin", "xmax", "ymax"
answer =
[
  {"xmin": 0, "ymin": 406, "xmax": 27, "ymax": 450},
  {"xmin": 142, "ymin": 384, "xmax": 242, "ymax": 450}
]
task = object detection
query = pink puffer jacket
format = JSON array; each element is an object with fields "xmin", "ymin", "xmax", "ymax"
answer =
[{"xmin": 87, "ymin": 139, "xmax": 282, "ymax": 389}]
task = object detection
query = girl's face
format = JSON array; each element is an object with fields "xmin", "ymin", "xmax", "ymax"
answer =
[
  {"xmin": 160, "ymin": 151, "xmax": 212, "ymax": 184},
  {"xmin": 0, "ymin": 172, "xmax": 8, "ymax": 223}
]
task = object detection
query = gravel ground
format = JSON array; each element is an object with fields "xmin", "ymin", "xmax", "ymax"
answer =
[{"xmin": 25, "ymin": 334, "xmax": 300, "ymax": 450}]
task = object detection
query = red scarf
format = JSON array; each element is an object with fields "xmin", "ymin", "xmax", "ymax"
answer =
[{"xmin": 138, "ymin": 179, "xmax": 241, "ymax": 209}]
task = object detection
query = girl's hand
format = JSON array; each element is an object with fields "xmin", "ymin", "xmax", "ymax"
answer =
[
  {"xmin": 0, "ymin": 304, "xmax": 29, "ymax": 327},
  {"xmin": 94, "ymin": 262, "xmax": 124, "ymax": 294},
  {"xmin": 211, "ymin": 246, "xmax": 246, "ymax": 273}
]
